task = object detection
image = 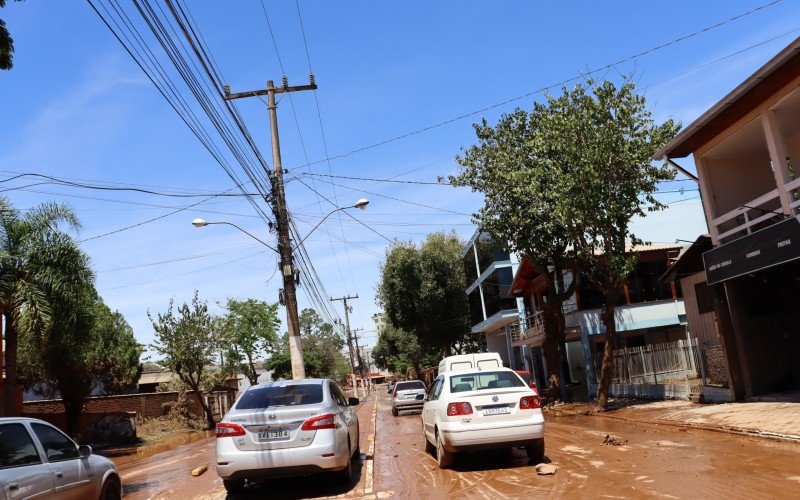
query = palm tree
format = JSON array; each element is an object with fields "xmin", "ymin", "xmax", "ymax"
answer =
[{"xmin": 0, "ymin": 197, "xmax": 88, "ymax": 416}]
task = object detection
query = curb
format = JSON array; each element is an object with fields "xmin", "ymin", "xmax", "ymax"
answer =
[{"xmin": 547, "ymin": 406, "xmax": 800, "ymax": 444}]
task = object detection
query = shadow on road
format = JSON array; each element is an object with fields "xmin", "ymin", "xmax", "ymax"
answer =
[{"xmin": 223, "ymin": 456, "xmax": 365, "ymax": 500}]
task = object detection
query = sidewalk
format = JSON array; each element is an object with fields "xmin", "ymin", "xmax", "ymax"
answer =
[{"xmin": 547, "ymin": 399, "xmax": 800, "ymax": 442}]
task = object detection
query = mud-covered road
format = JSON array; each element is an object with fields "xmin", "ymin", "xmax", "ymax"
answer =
[{"xmin": 111, "ymin": 391, "xmax": 800, "ymax": 499}]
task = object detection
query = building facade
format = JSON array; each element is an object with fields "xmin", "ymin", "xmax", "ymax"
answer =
[{"xmin": 656, "ymin": 37, "xmax": 800, "ymax": 400}]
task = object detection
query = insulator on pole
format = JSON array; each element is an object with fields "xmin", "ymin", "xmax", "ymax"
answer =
[
  {"xmin": 281, "ymin": 75, "xmax": 289, "ymax": 89},
  {"xmin": 309, "ymin": 72, "xmax": 316, "ymax": 86}
]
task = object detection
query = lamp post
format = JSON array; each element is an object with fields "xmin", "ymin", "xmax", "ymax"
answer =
[{"xmin": 192, "ymin": 198, "xmax": 369, "ymax": 380}]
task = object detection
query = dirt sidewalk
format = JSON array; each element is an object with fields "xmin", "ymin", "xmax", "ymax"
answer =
[{"xmin": 547, "ymin": 399, "xmax": 800, "ymax": 442}]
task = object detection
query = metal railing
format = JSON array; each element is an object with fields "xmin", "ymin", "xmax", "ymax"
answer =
[{"xmin": 608, "ymin": 339, "xmax": 701, "ymax": 385}]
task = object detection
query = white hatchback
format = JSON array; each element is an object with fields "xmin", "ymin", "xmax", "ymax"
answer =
[{"xmin": 421, "ymin": 366, "xmax": 545, "ymax": 468}]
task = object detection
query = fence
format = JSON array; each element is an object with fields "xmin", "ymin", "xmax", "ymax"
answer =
[{"xmin": 610, "ymin": 339, "xmax": 701, "ymax": 385}]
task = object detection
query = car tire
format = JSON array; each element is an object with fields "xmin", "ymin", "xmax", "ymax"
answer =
[
  {"xmin": 100, "ymin": 477, "xmax": 121, "ymax": 500},
  {"xmin": 223, "ymin": 479, "xmax": 246, "ymax": 493},
  {"xmin": 436, "ymin": 431, "xmax": 454, "ymax": 469},
  {"xmin": 391, "ymin": 407, "xmax": 398, "ymax": 417},
  {"xmin": 526, "ymin": 438, "xmax": 545, "ymax": 462},
  {"xmin": 338, "ymin": 444, "xmax": 354, "ymax": 485},
  {"xmin": 353, "ymin": 437, "xmax": 361, "ymax": 460},
  {"xmin": 424, "ymin": 434, "xmax": 436, "ymax": 455}
]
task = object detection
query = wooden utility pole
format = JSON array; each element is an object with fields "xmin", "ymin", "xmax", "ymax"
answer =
[
  {"xmin": 224, "ymin": 77, "xmax": 317, "ymax": 380},
  {"xmin": 331, "ymin": 294, "xmax": 359, "ymax": 397}
]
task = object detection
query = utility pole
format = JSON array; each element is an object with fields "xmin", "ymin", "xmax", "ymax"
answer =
[
  {"xmin": 331, "ymin": 294, "xmax": 359, "ymax": 397},
  {"xmin": 224, "ymin": 76, "xmax": 317, "ymax": 380},
  {"xmin": 352, "ymin": 328, "xmax": 368, "ymax": 394}
]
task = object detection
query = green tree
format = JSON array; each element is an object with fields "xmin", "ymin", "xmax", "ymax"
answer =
[
  {"xmin": 219, "ymin": 298, "xmax": 279, "ymax": 386},
  {"xmin": 372, "ymin": 324, "xmax": 438, "ymax": 379},
  {"xmin": 451, "ymin": 106, "xmax": 583, "ymax": 401},
  {"xmin": 378, "ymin": 232, "xmax": 476, "ymax": 357},
  {"xmin": 0, "ymin": 198, "xmax": 84, "ymax": 417},
  {"xmin": 265, "ymin": 309, "xmax": 349, "ymax": 381},
  {"xmin": 150, "ymin": 291, "xmax": 219, "ymax": 429},
  {"xmin": 20, "ymin": 291, "xmax": 143, "ymax": 436},
  {"xmin": 0, "ymin": 1, "xmax": 20, "ymax": 70},
  {"xmin": 547, "ymin": 80, "xmax": 679, "ymax": 410}
]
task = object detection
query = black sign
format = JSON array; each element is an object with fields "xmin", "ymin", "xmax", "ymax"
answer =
[{"xmin": 704, "ymin": 216, "xmax": 800, "ymax": 285}]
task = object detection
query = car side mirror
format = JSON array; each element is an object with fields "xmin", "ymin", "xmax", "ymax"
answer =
[
  {"xmin": 79, "ymin": 445, "xmax": 92, "ymax": 458},
  {"xmin": 348, "ymin": 397, "xmax": 359, "ymax": 406},
  {"xmin": 387, "ymin": 389, "xmax": 392, "ymax": 394}
]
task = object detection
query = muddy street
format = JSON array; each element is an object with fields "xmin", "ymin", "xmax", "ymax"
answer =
[
  {"xmin": 375, "ymin": 392, "xmax": 800, "ymax": 499},
  {"xmin": 110, "ymin": 391, "xmax": 800, "ymax": 499}
]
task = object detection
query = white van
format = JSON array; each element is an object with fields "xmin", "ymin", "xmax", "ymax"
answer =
[{"xmin": 438, "ymin": 352, "xmax": 503, "ymax": 374}]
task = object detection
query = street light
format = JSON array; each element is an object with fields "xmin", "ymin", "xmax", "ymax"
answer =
[
  {"xmin": 292, "ymin": 198, "xmax": 369, "ymax": 249},
  {"xmin": 190, "ymin": 198, "xmax": 369, "ymax": 381}
]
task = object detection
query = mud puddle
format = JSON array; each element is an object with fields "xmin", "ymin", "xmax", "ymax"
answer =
[{"xmin": 98, "ymin": 429, "xmax": 212, "ymax": 467}]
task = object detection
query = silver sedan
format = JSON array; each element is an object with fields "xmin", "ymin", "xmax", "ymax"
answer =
[
  {"xmin": 0, "ymin": 417, "xmax": 122, "ymax": 499},
  {"xmin": 215, "ymin": 379, "xmax": 360, "ymax": 493}
]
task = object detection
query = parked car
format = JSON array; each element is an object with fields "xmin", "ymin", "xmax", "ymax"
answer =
[
  {"xmin": 421, "ymin": 353, "xmax": 545, "ymax": 468},
  {"xmin": 514, "ymin": 371, "xmax": 539, "ymax": 391},
  {"xmin": 215, "ymin": 379, "xmax": 360, "ymax": 493},
  {"xmin": 390, "ymin": 380, "xmax": 427, "ymax": 416},
  {"xmin": 0, "ymin": 417, "xmax": 122, "ymax": 499}
]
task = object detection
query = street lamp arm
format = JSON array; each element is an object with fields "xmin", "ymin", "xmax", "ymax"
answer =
[
  {"xmin": 207, "ymin": 221, "xmax": 279, "ymax": 253},
  {"xmin": 293, "ymin": 206, "xmax": 348, "ymax": 250}
]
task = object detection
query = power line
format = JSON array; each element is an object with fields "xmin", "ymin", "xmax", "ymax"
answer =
[
  {"xmin": 97, "ymin": 242, "xmax": 261, "ymax": 272},
  {"xmin": 288, "ymin": 0, "xmax": 784, "ymax": 171},
  {"xmin": 300, "ymin": 172, "xmax": 448, "ymax": 185},
  {"xmin": 0, "ymin": 172, "xmax": 261, "ymax": 197}
]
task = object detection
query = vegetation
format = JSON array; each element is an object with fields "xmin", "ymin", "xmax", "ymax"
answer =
[
  {"xmin": 149, "ymin": 291, "xmax": 219, "ymax": 429},
  {"xmin": 265, "ymin": 308, "xmax": 349, "ymax": 382},
  {"xmin": 376, "ymin": 232, "xmax": 485, "ymax": 377},
  {"xmin": 452, "ymin": 79, "xmax": 678, "ymax": 409},
  {"xmin": 219, "ymin": 298, "xmax": 279, "ymax": 386},
  {"xmin": 372, "ymin": 323, "xmax": 438, "ymax": 379},
  {"xmin": 0, "ymin": 1, "xmax": 20, "ymax": 70}
]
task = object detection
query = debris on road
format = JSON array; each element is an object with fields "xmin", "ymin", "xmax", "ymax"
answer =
[
  {"xmin": 190, "ymin": 465, "xmax": 207, "ymax": 476},
  {"xmin": 602, "ymin": 434, "xmax": 628, "ymax": 446},
  {"xmin": 535, "ymin": 463, "xmax": 558, "ymax": 475}
]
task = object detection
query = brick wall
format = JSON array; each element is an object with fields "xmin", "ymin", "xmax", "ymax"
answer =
[{"xmin": 23, "ymin": 391, "xmax": 204, "ymax": 420}]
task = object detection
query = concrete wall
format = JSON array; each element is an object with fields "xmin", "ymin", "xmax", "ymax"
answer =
[{"xmin": 486, "ymin": 329, "xmax": 510, "ymax": 367}]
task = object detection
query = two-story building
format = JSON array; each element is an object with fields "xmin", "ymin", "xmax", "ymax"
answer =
[
  {"xmin": 509, "ymin": 244, "xmax": 688, "ymax": 398},
  {"xmin": 655, "ymin": 36, "xmax": 800, "ymax": 400},
  {"xmin": 462, "ymin": 232, "xmax": 527, "ymax": 370}
]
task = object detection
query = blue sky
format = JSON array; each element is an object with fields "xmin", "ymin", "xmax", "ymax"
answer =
[{"xmin": 1, "ymin": 0, "xmax": 799, "ymax": 354}]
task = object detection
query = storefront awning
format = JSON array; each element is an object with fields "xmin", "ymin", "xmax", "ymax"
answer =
[{"xmin": 704, "ymin": 216, "xmax": 800, "ymax": 285}]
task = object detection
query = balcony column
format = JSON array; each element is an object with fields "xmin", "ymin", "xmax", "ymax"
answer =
[{"xmin": 762, "ymin": 110, "xmax": 795, "ymax": 215}]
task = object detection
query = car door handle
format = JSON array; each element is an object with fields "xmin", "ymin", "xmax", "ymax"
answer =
[
  {"xmin": 9, "ymin": 483, "xmax": 19, "ymax": 491},
  {"xmin": 55, "ymin": 471, "xmax": 64, "ymax": 478}
]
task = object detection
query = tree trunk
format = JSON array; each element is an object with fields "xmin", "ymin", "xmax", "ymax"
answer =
[
  {"xmin": 246, "ymin": 352, "xmax": 258, "ymax": 386},
  {"xmin": 595, "ymin": 290, "xmax": 620, "ymax": 411},
  {"xmin": 3, "ymin": 313, "xmax": 19, "ymax": 417},
  {"xmin": 541, "ymin": 305, "xmax": 566, "ymax": 402},
  {"xmin": 62, "ymin": 396, "xmax": 84, "ymax": 439},
  {"xmin": 191, "ymin": 387, "xmax": 216, "ymax": 430}
]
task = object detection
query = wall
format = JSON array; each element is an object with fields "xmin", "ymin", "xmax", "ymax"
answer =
[
  {"xmin": 23, "ymin": 391, "xmax": 205, "ymax": 420},
  {"xmin": 679, "ymin": 272, "xmax": 720, "ymax": 345},
  {"xmin": 485, "ymin": 330, "xmax": 510, "ymax": 367}
]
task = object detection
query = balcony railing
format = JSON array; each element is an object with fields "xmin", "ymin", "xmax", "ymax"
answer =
[
  {"xmin": 711, "ymin": 177, "xmax": 800, "ymax": 243},
  {"xmin": 510, "ymin": 304, "xmax": 580, "ymax": 345}
]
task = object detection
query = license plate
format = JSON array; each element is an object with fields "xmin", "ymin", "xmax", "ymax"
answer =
[
  {"xmin": 257, "ymin": 429, "xmax": 290, "ymax": 441},
  {"xmin": 482, "ymin": 405, "xmax": 510, "ymax": 416}
]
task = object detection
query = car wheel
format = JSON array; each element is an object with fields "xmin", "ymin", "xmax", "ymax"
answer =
[
  {"xmin": 100, "ymin": 477, "xmax": 121, "ymax": 500},
  {"xmin": 526, "ymin": 438, "xmax": 545, "ymax": 462},
  {"xmin": 391, "ymin": 407, "xmax": 398, "ymax": 417},
  {"xmin": 338, "ymin": 444, "xmax": 354, "ymax": 485},
  {"xmin": 436, "ymin": 431, "xmax": 454, "ymax": 469},
  {"xmin": 223, "ymin": 479, "xmax": 246, "ymax": 493}
]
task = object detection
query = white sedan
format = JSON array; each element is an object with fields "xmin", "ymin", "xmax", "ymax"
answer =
[{"xmin": 421, "ymin": 368, "xmax": 545, "ymax": 468}]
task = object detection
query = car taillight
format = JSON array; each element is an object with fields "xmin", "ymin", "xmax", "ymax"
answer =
[
  {"xmin": 519, "ymin": 396, "xmax": 541, "ymax": 409},
  {"xmin": 301, "ymin": 413, "xmax": 339, "ymax": 431},
  {"xmin": 447, "ymin": 402, "xmax": 473, "ymax": 416},
  {"xmin": 392, "ymin": 389, "xmax": 397, "ymax": 397},
  {"xmin": 215, "ymin": 422, "xmax": 245, "ymax": 438}
]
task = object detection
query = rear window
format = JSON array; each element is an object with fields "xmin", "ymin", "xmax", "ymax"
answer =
[
  {"xmin": 395, "ymin": 381, "xmax": 425, "ymax": 391},
  {"xmin": 449, "ymin": 371, "xmax": 525, "ymax": 393},
  {"xmin": 236, "ymin": 384, "xmax": 323, "ymax": 409}
]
